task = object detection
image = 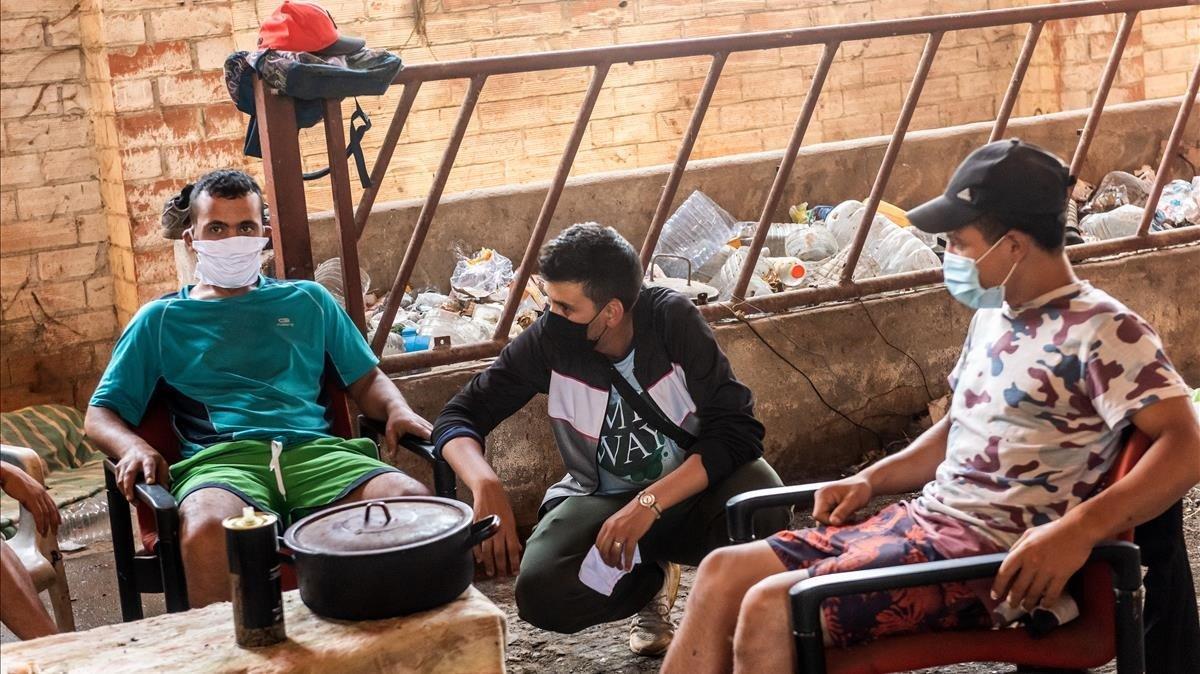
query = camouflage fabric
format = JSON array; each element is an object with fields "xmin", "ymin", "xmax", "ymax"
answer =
[{"xmin": 916, "ymin": 281, "xmax": 1190, "ymax": 546}]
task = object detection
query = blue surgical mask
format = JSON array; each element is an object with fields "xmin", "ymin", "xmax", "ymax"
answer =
[{"xmin": 942, "ymin": 237, "xmax": 1020, "ymax": 309}]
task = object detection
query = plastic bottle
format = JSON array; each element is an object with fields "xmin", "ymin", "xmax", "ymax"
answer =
[
  {"xmin": 822, "ymin": 200, "xmax": 938, "ymax": 276},
  {"xmin": 653, "ymin": 191, "xmax": 739, "ymax": 279},
  {"xmin": 708, "ymin": 247, "xmax": 774, "ymax": 300},
  {"xmin": 782, "ymin": 224, "xmax": 839, "ymax": 262},
  {"xmin": 1079, "ymin": 204, "xmax": 1144, "ymax": 241}
]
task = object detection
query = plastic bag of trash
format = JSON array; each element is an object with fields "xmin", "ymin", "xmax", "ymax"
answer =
[
  {"xmin": 654, "ymin": 191, "xmax": 738, "ymax": 279},
  {"xmin": 450, "ymin": 248, "xmax": 514, "ymax": 300},
  {"xmin": 412, "ymin": 291, "xmax": 450, "ymax": 311},
  {"xmin": 1155, "ymin": 178, "xmax": 1199, "ymax": 227},
  {"xmin": 417, "ymin": 308, "xmax": 491, "ymax": 344},
  {"xmin": 1079, "ymin": 204, "xmax": 1146, "ymax": 240},
  {"xmin": 1083, "ymin": 171, "xmax": 1149, "ymax": 215}
]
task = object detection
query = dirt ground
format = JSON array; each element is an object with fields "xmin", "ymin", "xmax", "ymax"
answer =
[{"xmin": 3, "ymin": 486, "xmax": 1197, "ymax": 673}]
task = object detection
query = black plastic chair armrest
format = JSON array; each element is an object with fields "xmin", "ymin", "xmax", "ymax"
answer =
[
  {"xmin": 726, "ymin": 481, "xmax": 834, "ymax": 543},
  {"xmin": 103, "ymin": 457, "xmax": 178, "ymax": 511},
  {"xmin": 788, "ymin": 540, "xmax": 1142, "ymax": 674},
  {"xmin": 358, "ymin": 415, "xmax": 438, "ymax": 465}
]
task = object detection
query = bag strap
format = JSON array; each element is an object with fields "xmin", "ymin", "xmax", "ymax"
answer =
[
  {"xmin": 302, "ymin": 99, "xmax": 373, "ymax": 188},
  {"xmin": 606, "ymin": 361, "xmax": 696, "ymax": 450}
]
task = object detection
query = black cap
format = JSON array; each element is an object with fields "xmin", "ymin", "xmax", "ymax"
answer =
[{"xmin": 908, "ymin": 139, "xmax": 1073, "ymax": 234}]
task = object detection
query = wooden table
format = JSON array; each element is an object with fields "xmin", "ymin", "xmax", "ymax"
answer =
[{"xmin": 1, "ymin": 587, "xmax": 506, "ymax": 674}]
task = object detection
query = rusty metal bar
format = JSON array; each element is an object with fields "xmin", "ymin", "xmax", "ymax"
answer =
[
  {"xmin": 254, "ymin": 76, "xmax": 314, "ymax": 280},
  {"xmin": 493, "ymin": 63, "xmax": 612, "ymax": 341},
  {"xmin": 730, "ymin": 42, "xmax": 839, "ymax": 302},
  {"xmin": 840, "ymin": 32, "xmax": 943, "ymax": 284},
  {"xmin": 1068, "ymin": 11, "xmax": 1136, "ymax": 178},
  {"xmin": 380, "ymin": 340, "xmax": 506, "ymax": 374},
  {"xmin": 1137, "ymin": 58, "xmax": 1200, "ymax": 236},
  {"xmin": 369, "ymin": 76, "xmax": 487, "ymax": 355},
  {"xmin": 989, "ymin": 21, "xmax": 1043, "ymax": 142},
  {"xmin": 323, "ymin": 99, "xmax": 368, "ymax": 336},
  {"xmin": 354, "ymin": 82, "xmax": 422, "ymax": 240},
  {"xmin": 389, "ymin": 0, "xmax": 1182, "ymax": 85},
  {"xmin": 639, "ymin": 52, "xmax": 728, "ymax": 270},
  {"xmin": 697, "ymin": 226, "xmax": 1200, "ymax": 321}
]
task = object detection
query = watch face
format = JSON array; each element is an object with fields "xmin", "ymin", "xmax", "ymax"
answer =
[{"xmin": 639, "ymin": 493, "xmax": 655, "ymax": 507}]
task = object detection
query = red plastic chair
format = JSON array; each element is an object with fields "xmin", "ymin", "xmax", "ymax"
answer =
[
  {"xmin": 103, "ymin": 378, "xmax": 454, "ymax": 621},
  {"xmin": 726, "ymin": 430, "xmax": 1152, "ymax": 674}
]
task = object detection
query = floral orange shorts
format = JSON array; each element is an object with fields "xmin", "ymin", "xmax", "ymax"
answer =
[{"xmin": 767, "ymin": 502, "xmax": 993, "ymax": 648}]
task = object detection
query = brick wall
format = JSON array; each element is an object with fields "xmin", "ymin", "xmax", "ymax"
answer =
[
  {"xmin": 1, "ymin": 1, "xmax": 114, "ymax": 410},
  {"xmin": 0, "ymin": 0, "xmax": 1195, "ymax": 412}
]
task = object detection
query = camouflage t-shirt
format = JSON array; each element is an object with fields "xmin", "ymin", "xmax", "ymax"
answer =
[{"xmin": 915, "ymin": 281, "xmax": 1189, "ymax": 547}]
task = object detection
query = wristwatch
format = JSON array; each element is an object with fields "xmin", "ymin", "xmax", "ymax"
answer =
[{"xmin": 637, "ymin": 491, "xmax": 662, "ymax": 519}]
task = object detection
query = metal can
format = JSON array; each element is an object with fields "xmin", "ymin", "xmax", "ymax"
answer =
[{"xmin": 223, "ymin": 507, "xmax": 286, "ymax": 648}]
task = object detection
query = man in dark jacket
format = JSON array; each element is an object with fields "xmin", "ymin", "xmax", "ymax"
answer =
[{"xmin": 432, "ymin": 224, "xmax": 788, "ymax": 655}]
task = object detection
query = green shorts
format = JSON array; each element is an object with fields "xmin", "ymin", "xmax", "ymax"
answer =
[{"xmin": 169, "ymin": 437, "xmax": 399, "ymax": 525}]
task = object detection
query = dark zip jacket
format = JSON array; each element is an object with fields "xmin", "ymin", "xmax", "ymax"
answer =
[{"xmin": 432, "ymin": 286, "xmax": 764, "ymax": 506}]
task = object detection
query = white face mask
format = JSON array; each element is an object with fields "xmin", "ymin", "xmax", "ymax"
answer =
[{"xmin": 191, "ymin": 236, "xmax": 269, "ymax": 289}]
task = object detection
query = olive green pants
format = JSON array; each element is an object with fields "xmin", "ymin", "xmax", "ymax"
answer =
[{"xmin": 514, "ymin": 458, "xmax": 789, "ymax": 633}]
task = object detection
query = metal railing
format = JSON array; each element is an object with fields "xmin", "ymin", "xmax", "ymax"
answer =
[{"xmin": 254, "ymin": 0, "xmax": 1200, "ymax": 374}]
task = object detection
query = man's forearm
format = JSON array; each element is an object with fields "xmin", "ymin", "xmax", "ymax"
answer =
[
  {"xmin": 645, "ymin": 454, "xmax": 708, "ymax": 510},
  {"xmin": 84, "ymin": 406, "xmax": 154, "ymax": 460},
  {"xmin": 441, "ymin": 436, "xmax": 502, "ymax": 492},
  {"xmin": 351, "ymin": 367, "xmax": 411, "ymax": 420},
  {"xmin": 858, "ymin": 415, "xmax": 949, "ymax": 495}
]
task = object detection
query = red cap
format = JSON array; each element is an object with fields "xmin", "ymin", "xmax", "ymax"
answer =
[{"xmin": 258, "ymin": 1, "xmax": 364, "ymax": 56}]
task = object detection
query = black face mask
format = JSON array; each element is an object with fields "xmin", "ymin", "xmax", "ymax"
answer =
[{"xmin": 540, "ymin": 304, "xmax": 608, "ymax": 352}]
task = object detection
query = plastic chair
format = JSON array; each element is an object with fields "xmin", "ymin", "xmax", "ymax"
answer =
[
  {"xmin": 726, "ymin": 430, "xmax": 1153, "ymax": 674},
  {"xmin": 103, "ymin": 379, "xmax": 456, "ymax": 621},
  {"xmin": 1, "ymin": 444, "xmax": 76, "ymax": 632}
]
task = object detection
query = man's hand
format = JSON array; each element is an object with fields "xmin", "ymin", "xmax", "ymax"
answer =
[
  {"xmin": 991, "ymin": 519, "xmax": 1097, "ymax": 611},
  {"xmin": 383, "ymin": 401, "xmax": 433, "ymax": 454},
  {"xmin": 595, "ymin": 499, "xmax": 657, "ymax": 570},
  {"xmin": 472, "ymin": 480, "xmax": 522, "ymax": 577},
  {"xmin": 114, "ymin": 444, "xmax": 170, "ymax": 502},
  {"xmin": 0, "ymin": 464, "xmax": 60, "ymax": 536},
  {"xmin": 812, "ymin": 476, "xmax": 873, "ymax": 526}
]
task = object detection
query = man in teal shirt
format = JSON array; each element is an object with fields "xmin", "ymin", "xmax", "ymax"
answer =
[{"xmin": 86, "ymin": 169, "xmax": 432, "ymax": 607}]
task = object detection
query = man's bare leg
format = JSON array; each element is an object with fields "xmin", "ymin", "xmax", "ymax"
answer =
[
  {"xmin": 732, "ymin": 567, "xmax": 813, "ymax": 673},
  {"xmin": 337, "ymin": 470, "xmax": 431, "ymax": 502},
  {"xmin": 0, "ymin": 540, "xmax": 57, "ymax": 640},
  {"xmin": 179, "ymin": 488, "xmax": 251, "ymax": 607},
  {"xmin": 662, "ymin": 541, "xmax": 788, "ymax": 674}
]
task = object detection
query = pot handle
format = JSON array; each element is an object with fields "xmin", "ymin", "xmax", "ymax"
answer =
[
  {"xmin": 465, "ymin": 515, "xmax": 501, "ymax": 548},
  {"xmin": 362, "ymin": 501, "xmax": 392, "ymax": 527}
]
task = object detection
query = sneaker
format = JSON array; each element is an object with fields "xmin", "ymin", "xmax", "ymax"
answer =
[{"xmin": 629, "ymin": 561, "xmax": 682, "ymax": 656}]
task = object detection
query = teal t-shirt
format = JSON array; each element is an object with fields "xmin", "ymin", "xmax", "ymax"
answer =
[
  {"xmin": 90, "ymin": 277, "xmax": 378, "ymax": 459},
  {"xmin": 594, "ymin": 349, "xmax": 687, "ymax": 495}
]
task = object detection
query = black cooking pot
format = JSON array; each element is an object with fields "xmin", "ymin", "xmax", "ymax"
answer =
[{"xmin": 282, "ymin": 497, "xmax": 499, "ymax": 620}]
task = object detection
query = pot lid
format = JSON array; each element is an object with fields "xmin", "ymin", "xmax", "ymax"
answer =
[{"xmin": 285, "ymin": 497, "xmax": 470, "ymax": 554}]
